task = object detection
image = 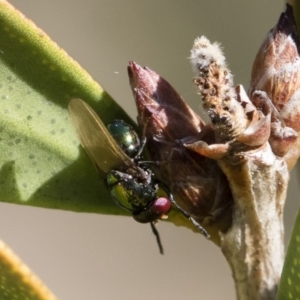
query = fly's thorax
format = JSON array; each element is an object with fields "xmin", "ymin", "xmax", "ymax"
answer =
[
  {"xmin": 107, "ymin": 120, "xmax": 140, "ymax": 158},
  {"xmin": 107, "ymin": 170, "xmax": 157, "ymax": 212}
]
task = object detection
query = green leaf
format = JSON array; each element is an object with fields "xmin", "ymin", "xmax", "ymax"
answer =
[
  {"xmin": 0, "ymin": 239, "xmax": 57, "ymax": 300},
  {"xmin": 0, "ymin": 0, "xmax": 197, "ymax": 233},
  {"xmin": 292, "ymin": 1, "xmax": 300, "ymax": 30},
  {"xmin": 0, "ymin": 0, "xmax": 135, "ymax": 215},
  {"xmin": 276, "ymin": 209, "xmax": 300, "ymax": 299}
]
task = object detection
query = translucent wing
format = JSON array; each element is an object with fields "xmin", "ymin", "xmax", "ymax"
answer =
[{"xmin": 68, "ymin": 98, "xmax": 137, "ymax": 174}]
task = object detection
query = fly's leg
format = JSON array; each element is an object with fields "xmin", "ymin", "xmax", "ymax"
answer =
[
  {"xmin": 170, "ymin": 195, "xmax": 210, "ymax": 238},
  {"xmin": 158, "ymin": 181, "xmax": 210, "ymax": 239},
  {"xmin": 134, "ymin": 136, "xmax": 147, "ymax": 159},
  {"xmin": 150, "ymin": 221, "xmax": 164, "ymax": 255}
]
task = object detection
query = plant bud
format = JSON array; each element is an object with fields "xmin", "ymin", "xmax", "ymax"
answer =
[
  {"xmin": 190, "ymin": 36, "xmax": 249, "ymax": 143},
  {"xmin": 188, "ymin": 37, "xmax": 271, "ymax": 163},
  {"xmin": 128, "ymin": 61, "xmax": 233, "ymax": 241},
  {"xmin": 249, "ymin": 4, "xmax": 300, "ymax": 168}
]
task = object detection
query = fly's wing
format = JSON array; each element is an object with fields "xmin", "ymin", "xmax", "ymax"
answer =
[{"xmin": 68, "ymin": 98, "xmax": 137, "ymax": 175}]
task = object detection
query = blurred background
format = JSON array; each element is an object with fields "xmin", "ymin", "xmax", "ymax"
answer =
[{"xmin": 1, "ymin": 1, "xmax": 298, "ymax": 299}]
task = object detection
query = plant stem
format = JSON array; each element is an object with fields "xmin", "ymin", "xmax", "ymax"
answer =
[{"xmin": 220, "ymin": 145, "xmax": 288, "ymax": 300}]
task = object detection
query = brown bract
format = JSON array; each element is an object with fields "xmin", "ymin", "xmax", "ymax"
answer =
[
  {"xmin": 250, "ymin": 4, "xmax": 300, "ymax": 169},
  {"xmin": 127, "ymin": 62, "xmax": 233, "ymax": 242}
]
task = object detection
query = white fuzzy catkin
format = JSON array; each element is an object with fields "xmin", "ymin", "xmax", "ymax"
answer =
[{"xmin": 190, "ymin": 36, "xmax": 227, "ymax": 73}]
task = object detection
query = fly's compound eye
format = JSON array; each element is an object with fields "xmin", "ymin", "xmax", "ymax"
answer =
[
  {"xmin": 107, "ymin": 120, "xmax": 140, "ymax": 158},
  {"xmin": 150, "ymin": 197, "xmax": 171, "ymax": 216}
]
